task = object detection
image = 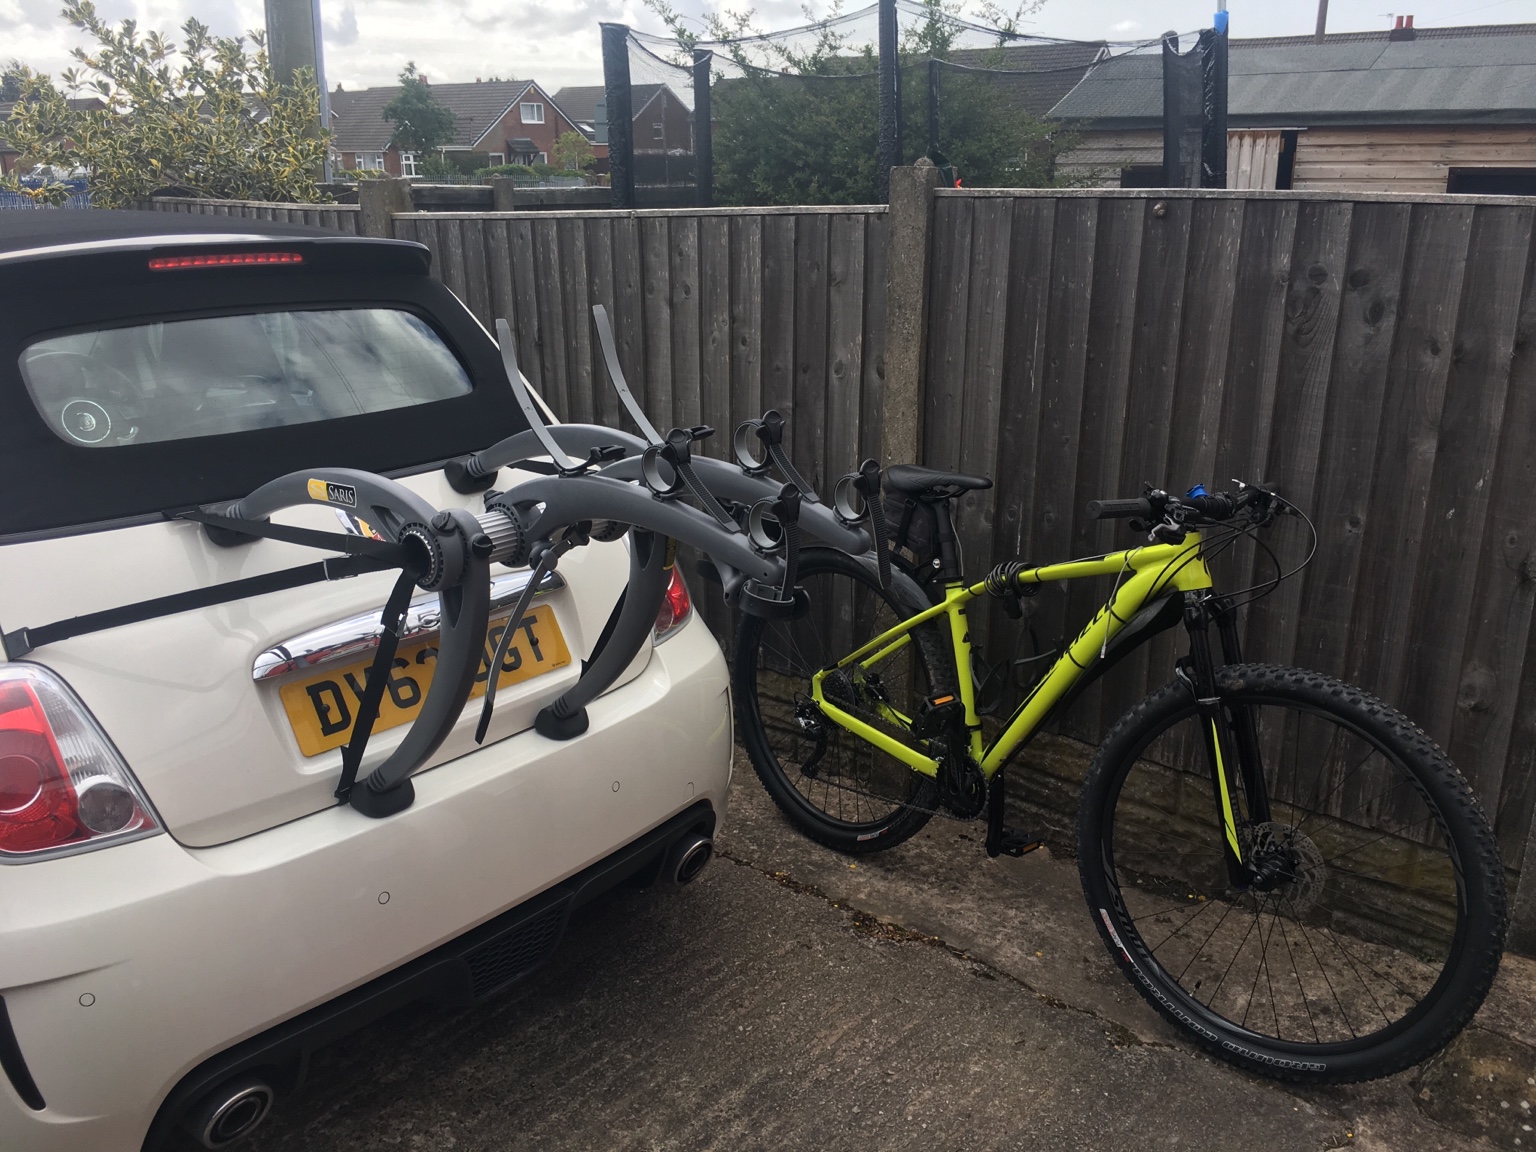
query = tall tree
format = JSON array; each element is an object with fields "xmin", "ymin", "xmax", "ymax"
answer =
[
  {"xmin": 382, "ymin": 63, "xmax": 457, "ymax": 155},
  {"xmin": 0, "ymin": 2, "xmax": 329, "ymax": 206}
]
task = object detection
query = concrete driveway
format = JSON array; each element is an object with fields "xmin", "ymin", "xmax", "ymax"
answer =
[{"xmin": 244, "ymin": 754, "xmax": 1536, "ymax": 1152}]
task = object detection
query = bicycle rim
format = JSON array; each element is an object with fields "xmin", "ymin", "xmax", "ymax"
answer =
[
  {"xmin": 744, "ymin": 556, "xmax": 934, "ymax": 831},
  {"xmin": 1099, "ymin": 692, "xmax": 1469, "ymax": 1053}
]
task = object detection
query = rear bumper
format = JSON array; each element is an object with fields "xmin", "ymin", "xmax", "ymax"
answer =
[{"xmin": 0, "ymin": 619, "xmax": 731, "ymax": 1152}]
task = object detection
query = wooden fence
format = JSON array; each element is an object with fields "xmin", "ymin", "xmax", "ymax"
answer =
[
  {"xmin": 924, "ymin": 186, "xmax": 1536, "ymax": 883},
  {"xmin": 125, "ymin": 183, "xmax": 1536, "ymax": 943},
  {"xmin": 136, "ymin": 195, "xmax": 362, "ymax": 232}
]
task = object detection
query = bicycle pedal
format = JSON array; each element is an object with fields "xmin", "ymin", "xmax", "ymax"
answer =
[
  {"xmin": 912, "ymin": 692, "xmax": 963, "ymax": 739},
  {"xmin": 996, "ymin": 829, "xmax": 1042, "ymax": 858}
]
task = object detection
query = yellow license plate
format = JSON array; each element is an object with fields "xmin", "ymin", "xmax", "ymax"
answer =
[{"xmin": 279, "ymin": 603, "xmax": 572, "ymax": 757}]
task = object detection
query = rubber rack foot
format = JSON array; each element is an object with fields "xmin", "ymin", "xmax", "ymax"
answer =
[{"xmin": 994, "ymin": 829, "xmax": 1043, "ymax": 858}]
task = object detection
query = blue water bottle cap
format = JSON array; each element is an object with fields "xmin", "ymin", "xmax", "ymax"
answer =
[{"xmin": 1187, "ymin": 484, "xmax": 1209, "ymax": 498}]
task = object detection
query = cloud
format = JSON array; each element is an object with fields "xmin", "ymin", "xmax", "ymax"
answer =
[
  {"xmin": 325, "ymin": 2, "xmax": 359, "ymax": 46},
  {"xmin": 1110, "ymin": 19, "xmax": 1140, "ymax": 34}
]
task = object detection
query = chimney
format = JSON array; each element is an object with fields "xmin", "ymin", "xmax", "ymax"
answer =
[{"xmin": 1389, "ymin": 14, "xmax": 1417, "ymax": 40}]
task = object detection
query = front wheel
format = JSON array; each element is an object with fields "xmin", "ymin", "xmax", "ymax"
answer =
[{"xmin": 1078, "ymin": 663, "xmax": 1506, "ymax": 1083}]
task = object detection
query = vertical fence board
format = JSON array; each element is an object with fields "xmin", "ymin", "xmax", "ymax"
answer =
[
  {"xmin": 1291, "ymin": 202, "xmax": 1413, "ymax": 681},
  {"xmin": 860, "ymin": 212, "xmax": 890, "ymax": 465},
  {"xmin": 924, "ymin": 197, "xmax": 975, "ymax": 473},
  {"xmin": 1241, "ymin": 201, "xmax": 1353, "ymax": 672},
  {"xmin": 669, "ymin": 216, "xmax": 703, "ymax": 433},
  {"xmin": 557, "ymin": 218, "xmax": 595, "ymax": 426},
  {"xmin": 730, "ymin": 216, "xmax": 765, "ymax": 440},
  {"xmin": 761, "ymin": 215, "xmax": 797, "ymax": 423},
  {"xmin": 1022, "ymin": 200, "xmax": 1093, "ymax": 682},
  {"xmin": 1453, "ymin": 234, "xmax": 1536, "ymax": 869},
  {"xmin": 1405, "ymin": 206, "xmax": 1535, "ymax": 791},
  {"xmin": 985, "ymin": 199, "xmax": 1053, "ymax": 666},
  {"xmin": 1212, "ymin": 199, "xmax": 1297, "ymax": 650},
  {"xmin": 1345, "ymin": 204, "xmax": 1475, "ymax": 708},
  {"xmin": 954, "ymin": 198, "xmax": 1013, "ymax": 637},
  {"xmin": 700, "ymin": 217, "xmax": 733, "ymax": 459},
  {"xmin": 1061, "ymin": 198, "xmax": 1144, "ymax": 742},
  {"xmin": 1100, "ymin": 196, "xmax": 1193, "ymax": 729},
  {"xmin": 792, "ymin": 215, "xmax": 831, "ymax": 492},
  {"xmin": 460, "ymin": 218, "xmax": 492, "ymax": 329},
  {"xmin": 531, "ymin": 219, "xmax": 570, "ymax": 418},
  {"xmin": 640, "ymin": 217, "xmax": 674, "ymax": 428},
  {"xmin": 508, "ymin": 219, "xmax": 542, "ymax": 388},
  {"xmin": 611, "ymin": 216, "xmax": 647, "ymax": 415},
  {"xmin": 825, "ymin": 213, "xmax": 867, "ymax": 486},
  {"xmin": 584, "ymin": 218, "xmax": 621, "ymax": 428},
  {"xmin": 486, "ymin": 219, "xmax": 517, "ymax": 334}
]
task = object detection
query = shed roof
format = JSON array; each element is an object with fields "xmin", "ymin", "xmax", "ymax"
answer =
[
  {"xmin": 328, "ymin": 79, "xmax": 536, "ymax": 151},
  {"xmin": 1049, "ymin": 23, "xmax": 1536, "ymax": 128}
]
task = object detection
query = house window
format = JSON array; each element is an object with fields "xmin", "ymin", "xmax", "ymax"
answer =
[
  {"xmin": 400, "ymin": 151, "xmax": 419, "ymax": 178},
  {"xmin": 537, "ymin": 152, "xmax": 548, "ymax": 166},
  {"xmin": 652, "ymin": 123, "xmax": 664, "ymax": 140},
  {"xmin": 1447, "ymin": 168, "xmax": 1536, "ymax": 196},
  {"xmin": 488, "ymin": 152, "xmax": 504, "ymax": 167},
  {"xmin": 520, "ymin": 102, "xmax": 544, "ymax": 124},
  {"xmin": 358, "ymin": 152, "xmax": 384, "ymax": 171}
]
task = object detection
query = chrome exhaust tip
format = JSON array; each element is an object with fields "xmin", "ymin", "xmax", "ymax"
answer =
[
  {"xmin": 182, "ymin": 1076, "xmax": 274, "ymax": 1149},
  {"xmin": 667, "ymin": 834, "xmax": 714, "ymax": 885}
]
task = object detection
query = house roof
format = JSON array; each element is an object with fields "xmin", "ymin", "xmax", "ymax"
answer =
[
  {"xmin": 328, "ymin": 79, "xmax": 538, "ymax": 152},
  {"xmin": 1049, "ymin": 23, "xmax": 1536, "ymax": 128},
  {"xmin": 551, "ymin": 84, "xmax": 668, "ymax": 127},
  {"xmin": 946, "ymin": 42, "xmax": 1107, "ymax": 117}
]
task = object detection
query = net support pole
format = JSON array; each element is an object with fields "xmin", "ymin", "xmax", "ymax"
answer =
[
  {"xmin": 694, "ymin": 48, "xmax": 713, "ymax": 208},
  {"xmin": 877, "ymin": 0, "xmax": 899, "ymax": 200},
  {"xmin": 1201, "ymin": 13, "xmax": 1229, "ymax": 188},
  {"xmin": 926, "ymin": 57, "xmax": 940, "ymax": 157},
  {"xmin": 1160, "ymin": 31, "xmax": 1184, "ymax": 188},
  {"xmin": 602, "ymin": 22, "xmax": 636, "ymax": 210}
]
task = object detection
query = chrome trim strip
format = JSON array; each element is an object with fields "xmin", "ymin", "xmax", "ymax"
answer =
[{"xmin": 251, "ymin": 570, "xmax": 565, "ymax": 681}]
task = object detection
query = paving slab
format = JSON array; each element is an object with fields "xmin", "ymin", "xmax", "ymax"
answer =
[{"xmin": 237, "ymin": 754, "xmax": 1533, "ymax": 1152}]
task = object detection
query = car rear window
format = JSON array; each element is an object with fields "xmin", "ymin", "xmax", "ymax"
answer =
[{"xmin": 19, "ymin": 308, "xmax": 472, "ymax": 449}]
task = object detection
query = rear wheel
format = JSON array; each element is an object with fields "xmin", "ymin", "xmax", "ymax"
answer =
[
  {"xmin": 732, "ymin": 548, "xmax": 951, "ymax": 854},
  {"xmin": 1078, "ymin": 664, "xmax": 1506, "ymax": 1083}
]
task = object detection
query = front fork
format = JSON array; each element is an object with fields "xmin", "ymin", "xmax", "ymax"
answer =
[{"xmin": 1181, "ymin": 592, "xmax": 1271, "ymax": 889}]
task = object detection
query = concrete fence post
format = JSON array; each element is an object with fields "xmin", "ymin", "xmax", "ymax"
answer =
[
  {"xmin": 490, "ymin": 177, "xmax": 519, "ymax": 213},
  {"xmin": 358, "ymin": 177, "xmax": 412, "ymax": 238},
  {"xmin": 880, "ymin": 158, "xmax": 941, "ymax": 473}
]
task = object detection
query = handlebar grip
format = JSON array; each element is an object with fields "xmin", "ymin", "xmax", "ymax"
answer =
[{"xmin": 1087, "ymin": 497, "xmax": 1151, "ymax": 520}]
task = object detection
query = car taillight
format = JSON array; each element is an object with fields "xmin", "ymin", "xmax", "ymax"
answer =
[
  {"xmin": 0, "ymin": 664, "xmax": 159, "ymax": 861},
  {"xmin": 652, "ymin": 566, "xmax": 693, "ymax": 645}
]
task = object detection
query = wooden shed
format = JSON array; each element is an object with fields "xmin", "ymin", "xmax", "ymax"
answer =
[{"xmin": 1049, "ymin": 22, "xmax": 1536, "ymax": 194}]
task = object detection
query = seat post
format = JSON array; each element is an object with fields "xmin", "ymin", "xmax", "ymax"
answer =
[{"xmin": 932, "ymin": 499, "xmax": 963, "ymax": 582}]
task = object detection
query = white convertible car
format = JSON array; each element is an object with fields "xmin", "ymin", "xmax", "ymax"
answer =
[{"xmin": 0, "ymin": 212, "xmax": 731, "ymax": 1151}]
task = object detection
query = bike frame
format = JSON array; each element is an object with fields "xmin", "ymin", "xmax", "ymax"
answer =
[{"xmin": 809, "ymin": 535, "xmax": 1212, "ymax": 775}]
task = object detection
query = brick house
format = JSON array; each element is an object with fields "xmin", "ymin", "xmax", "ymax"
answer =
[
  {"xmin": 550, "ymin": 84, "xmax": 694, "ymax": 160},
  {"xmin": 328, "ymin": 78, "xmax": 583, "ymax": 175}
]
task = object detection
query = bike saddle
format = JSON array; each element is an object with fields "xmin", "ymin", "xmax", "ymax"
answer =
[{"xmin": 883, "ymin": 465, "xmax": 993, "ymax": 500}]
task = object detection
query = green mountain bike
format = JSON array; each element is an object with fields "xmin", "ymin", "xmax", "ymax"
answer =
[{"xmin": 732, "ymin": 468, "xmax": 1507, "ymax": 1083}]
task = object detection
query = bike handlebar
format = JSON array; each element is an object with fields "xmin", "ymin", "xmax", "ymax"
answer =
[{"xmin": 1088, "ymin": 486, "xmax": 1274, "ymax": 526}]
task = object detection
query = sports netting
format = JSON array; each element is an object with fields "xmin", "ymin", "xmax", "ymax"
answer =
[{"xmin": 612, "ymin": 1, "xmax": 1217, "ymax": 207}]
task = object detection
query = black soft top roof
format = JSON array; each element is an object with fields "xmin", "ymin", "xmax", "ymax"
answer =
[{"xmin": 0, "ymin": 209, "xmax": 340, "ymax": 254}]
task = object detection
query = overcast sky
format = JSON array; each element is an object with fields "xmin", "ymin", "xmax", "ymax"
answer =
[{"xmin": 3, "ymin": 0, "xmax": 1530, "ymax": 93}]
